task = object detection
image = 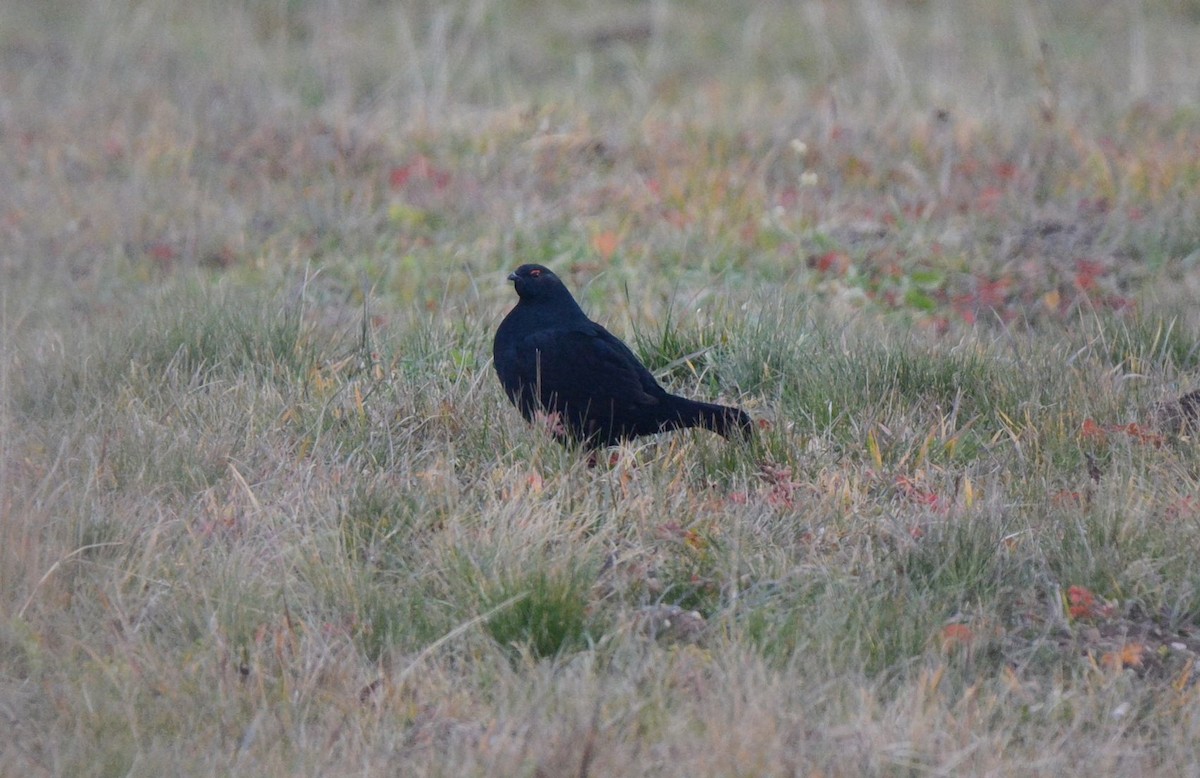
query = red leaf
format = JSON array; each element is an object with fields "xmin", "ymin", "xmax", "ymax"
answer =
[
  {"xmin": 993, "ymin": 162, "xmax": 1018, "ymax": 181},
  {"xmin": 1080, "ymin": 418, "xmax": 1106, "ymax": 442},
  {"xmin": 1074, "ymin": 258, "xmax": 1107, "ymax": 292},
  {"xmin": 1050, "ymin": 490, "xmax": 1084, "ymax": 507},
  {"xmin": 977, "ymin": 186, "xmax": 1004, "ymax": 213},
  {"xmin": 388, "ymin": 154, "xmax": 452, "ymax": 192},
  {"xmin": 941, "ymin": 623, "xmax": 974, "ymax": 653},
  {"xmin": 591, "ymin": 231, "xmax": 619, "ymax": 261},
  {"xmin": 1068, "ymin": 585, "xmax": 1115, "ymax": 620},
  {"xmin": 809, "ymin": 251, "xmax": 850, "ymax": 275},
  {"xmin": 1117, "ymin": 422, "xmax": 1163, "ymax": 447},
  {"xmin": 1102, "ymin": 643, "xmax": 1145, "ymax": 670},
  {"xmin": 1067, "ymin": 585, "xmax": 1096, "ymax": 619}
]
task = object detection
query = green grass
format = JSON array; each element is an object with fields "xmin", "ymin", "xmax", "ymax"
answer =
[
  {"xmin": 5, "ymin": 0, "xmax": 1200, "ymax": 774},
  {"xmin": 481, "ymin": 568, "xmax": 596, "ymax": 661}
]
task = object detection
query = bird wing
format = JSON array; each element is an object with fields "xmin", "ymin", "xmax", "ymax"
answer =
[{"xmin": 517, "ymin": 325, "xmax": 664, "ymax": 412}]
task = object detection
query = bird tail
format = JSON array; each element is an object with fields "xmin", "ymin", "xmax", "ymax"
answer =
[{"xmin": 669, "ymin": 397, "xmax": 753, "ymax": 440}]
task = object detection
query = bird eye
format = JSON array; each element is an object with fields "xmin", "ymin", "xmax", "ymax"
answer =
[{"xmin": 529, "ymin": 268, "xmax": 542, "ymax": 277}]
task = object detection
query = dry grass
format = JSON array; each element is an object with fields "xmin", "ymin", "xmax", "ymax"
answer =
[{"xmin": 5, "ymin": 0, "xmax": 1200, "ymax": 775}]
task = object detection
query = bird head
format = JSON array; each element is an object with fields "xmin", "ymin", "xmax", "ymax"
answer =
[{"xmin": 507, "ymin": 264, "xmax": 568, "ymax": 302}]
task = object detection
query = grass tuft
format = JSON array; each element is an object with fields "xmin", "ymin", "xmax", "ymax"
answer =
[{"xmin": 482, "ymin": 568, "xmax": 597, "ymax": 661}]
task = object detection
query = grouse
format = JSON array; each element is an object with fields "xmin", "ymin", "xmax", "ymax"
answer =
[{"xmin": 493, "ymin": 264, "xmax": 751, "ymax": 448}]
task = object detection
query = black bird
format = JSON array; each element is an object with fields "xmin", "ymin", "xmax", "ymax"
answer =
[{"xmin": 493, "ymin": 264, "xmax": 752, "ymax": 448}]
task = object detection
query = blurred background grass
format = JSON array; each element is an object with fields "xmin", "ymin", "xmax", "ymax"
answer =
[{"xmin": 4, "ymin": 0, "xmax": 1199, "ymax": 300}]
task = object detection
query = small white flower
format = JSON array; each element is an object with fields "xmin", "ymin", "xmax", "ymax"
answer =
[
  {"xmin": 790, "ymin": 139, "xmax": 808, "ymax": 155},
  {"xmin": 800, "ymin": 171, "xmax": 819, "ymax": 187}
]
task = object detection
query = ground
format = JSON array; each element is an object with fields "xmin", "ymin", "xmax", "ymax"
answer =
[{"xmin": 4, "ymin": 1, "xmax": 1200, "ymax": 775}]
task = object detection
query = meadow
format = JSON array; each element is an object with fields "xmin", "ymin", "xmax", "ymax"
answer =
[{"xmin": 4, "ymin": 0, "xmax": 1200, "ymax": 774}]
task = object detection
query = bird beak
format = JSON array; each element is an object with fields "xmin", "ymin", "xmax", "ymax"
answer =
[{"xmin": 507, "ymin": 272, "xmax": 519, "ymax": 282}]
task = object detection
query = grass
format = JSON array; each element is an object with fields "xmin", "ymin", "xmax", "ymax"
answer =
[{"xmin": 5, "ymin": 0, "xmax": 1200, "ymax": 774}]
